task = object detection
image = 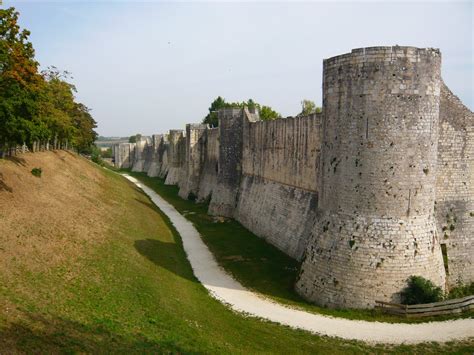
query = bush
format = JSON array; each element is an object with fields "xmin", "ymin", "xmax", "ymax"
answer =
[
  {"xmin": 90, "ymin": 145, "xmax": 104, "ymax": 165},
  {"xmin": 31, "ymin": 167, "xmax": 42, "ymax": 177},
  {"xmin": 100, "ymin": 148, "xmax": 113, "ymax": 159},
  {"xmin": 447, "ymin": 282, "xmax": 474, "ymax": 299},
  {"xmin": 400, "ymin": 276, "xmax": 443, "ymax": 305}
]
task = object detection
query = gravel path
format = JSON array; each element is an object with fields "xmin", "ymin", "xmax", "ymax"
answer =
[{"xmin": 125, "ymin": 175, "xmax": 474, "ymax": 344}]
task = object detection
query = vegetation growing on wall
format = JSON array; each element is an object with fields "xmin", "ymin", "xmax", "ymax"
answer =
[
  {"xmin": 0, "ymin": 7, "xmax": 97, "ymax": 155},
  {"xmin": 202, "ymin": 96, "xmax": 281, "ymax": 127}
]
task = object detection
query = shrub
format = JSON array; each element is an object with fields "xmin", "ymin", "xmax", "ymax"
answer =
[
  {"xmin": 31, "ymin": 167, "xmax": 42, "ymax": 177},
  {"xmin": 90, "ymin": 145, "xmax": 104, "ymax": 166},
  {"xmin": 400, "ymin": 276, "xmax": 443, "ymax": 305},
  {"xmin": 447, "ymin": 282, "xmax": 474, "ymax": 299}
]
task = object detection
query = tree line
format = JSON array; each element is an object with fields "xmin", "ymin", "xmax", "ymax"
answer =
[{"xmin": 0, "ymin": 7, "xmax": 97, "ymax": 156}]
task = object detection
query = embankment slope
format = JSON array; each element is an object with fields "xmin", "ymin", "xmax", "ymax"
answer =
[{"xmin": 2, "ymin": 151, "xmax": 442, "ymax": 353}]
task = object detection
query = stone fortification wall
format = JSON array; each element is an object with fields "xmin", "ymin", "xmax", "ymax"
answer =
[
  {"xmin": 208, "ymin": 108, "xmax": 246, "ymax": 217},
  {"xmin": 436, "ymin": 83, "xmax": 474, "ymax": 287},
  {"xmin": 146, "ymin": 134, "xmax": 163, "ymax": 177},
  {"xmin": 179, "ymin": 124, "xmax": 208, "ymax": 199},
  {"xmin": 296, "ymin": 46, "xmax": 446, "ymax": 308},
  {"xmin": 131, "ymin": 137, "xmax": 149, "ymax": 172},
  {"xmin": 164, "ymin": 130, "xmax": 186, "ymax": 185},
  {"xmin": 114, "ymin": 45, "xmax": 473, "ymax": 309},
  {"xmin": 114, "ymin": 142, "xmax": 135, "ymax": 169},
  {"xmin": 146, "ymin": 134, "xmax": 170, "ymax": 178},
  {"xmin": 197, "ymin": 127, "xmax": 219, "ymax": 202},
  {"xmin": 242, "ymin": 113, "xmax": 321, "ymax": 190},
  {"xmin": 142, "ymin": 137, "xmax": 154, "ymax": 173},
  {"xmin": 157, "ymin": 134, "xmax": 170, "ymax": 178},
  {"xmin": 234, "ymin": 114, "xmax": 321, "ymax": 260}
]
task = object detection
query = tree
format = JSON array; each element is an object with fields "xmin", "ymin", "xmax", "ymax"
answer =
[
  {"xmin": 0, "ymin": 7, "xmax": 97, "ymax": 155},
  {"xmin": 129, "ymin": 134, "xmax": 142, "ymax": 143},
  {"xmin": 202, "ymin": 96, "xmax": 228, "ymax": 127},
  {"xmin": 71, "ymin": 103, "xmax": 98, "ymax": 153},
  {"xmin": 259, "ymin": 105, "xmax": 280, "ymax": 121},
  {"xmin": 299, "ymin": 99, "xmax": 321, "ymax": 116},
  {"xmin": 0, "ymin": 7, "xmax": 42, "ymax": 150},
  {"xmin": 202, "ymin": 97, "xmax": 281, "ymax": 126}
]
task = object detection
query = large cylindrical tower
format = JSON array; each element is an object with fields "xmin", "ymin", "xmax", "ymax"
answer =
[{"xmin": 296, "ymin": 46, "xmax": 446, "ymax": 308}]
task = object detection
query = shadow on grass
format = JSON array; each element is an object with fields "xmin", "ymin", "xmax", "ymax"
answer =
[
  {"xmin": 134, "ymin": 238, "xmax": 196, "ymax": 283},
  {"xmin": 0, "ymin": 312, "xmax": 183, "ymax": 353},
  {"xmin": 0, "ymin": 172, "xmax": 13, "ymax": 193},
  {"xmin": 6, "ymin": 156, "xmax": 27, "ymax": 167},
  {"xmin": 134, "ymin": 197, "xmax": 159, "ymax": 212}
]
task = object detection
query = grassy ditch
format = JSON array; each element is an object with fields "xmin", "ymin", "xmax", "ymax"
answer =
[
  {"xmin": 4, "ymin": 153, "xmax": 453, "ymax": 353},
  {"xmin": 127, "ymin": 171, "xmax": 474, "ymax": 325}
]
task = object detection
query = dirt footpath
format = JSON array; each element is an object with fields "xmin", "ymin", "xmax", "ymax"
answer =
[{"xmin": 126, "ymin": 174, "xmax": 474, "ymax": 345}]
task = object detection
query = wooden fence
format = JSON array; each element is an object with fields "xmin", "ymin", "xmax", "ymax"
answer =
[{"xmin": 375, "ymin": 295, "xmax": 474, "ymax": 318}]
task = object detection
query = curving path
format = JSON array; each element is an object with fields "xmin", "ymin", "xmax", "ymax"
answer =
[{"xmin": 125, "ymin": 175, "xmax": 474, "ymax": 345}]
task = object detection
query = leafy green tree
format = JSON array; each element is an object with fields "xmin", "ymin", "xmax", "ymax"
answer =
[
  {"xmin": 129, "ymin": 134, "xmax": 142, "ymax": 143},
  {"xmin": 202, "ymin": 96, "xmax": 228, "ymax": 127},
  {"xmin": 259, "ymin": 105, "xmax": 280, "ymax": 121},
  {"xmin": 71, "ymin": 103, "xmax": 98, "ymax": 153},
  {"xmin": 299, "ymin": 99, "xmax": 322, "ymax": 116},
  {"xmin": 100, "ymin": 147, "xmax": 113, "ymax": 159},
  {"xmin": 0, "ymin": 7, "xmax": 42, "ymax": 150},
  {"xmin": 0, "ymin": 7, "xmax": 97, "ymax": 155},
  {"xmin": 202, "ymin": 97, "xmax": 280, "ymax": 126}
]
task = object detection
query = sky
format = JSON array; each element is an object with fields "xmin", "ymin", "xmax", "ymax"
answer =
[{"xmin": 4, "ymin": 1, "xmax": 473, "ymax": 137}]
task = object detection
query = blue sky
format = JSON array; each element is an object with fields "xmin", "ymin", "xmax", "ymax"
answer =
[{"xmin": 5, "ymin": 1, "xmax": 473, "ymax": 136}]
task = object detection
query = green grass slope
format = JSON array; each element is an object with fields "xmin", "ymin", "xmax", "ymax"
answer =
[
  {"xmin": 127, "ymin": 172, "xmax": 474, "ymax": 325},
  {"xmin": 0, "ymin": 153, "xmax": 472, "ymax": 353}
]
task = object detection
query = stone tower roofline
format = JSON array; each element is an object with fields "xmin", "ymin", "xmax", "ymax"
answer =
[{"xmin": 324, "ymin": 46, "xmax": 441, "ymax": 67}]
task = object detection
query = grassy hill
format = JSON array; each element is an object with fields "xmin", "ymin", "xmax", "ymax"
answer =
[{"xmin": 0, "ymin": 151, "xmax": 472, "ymax": 353}]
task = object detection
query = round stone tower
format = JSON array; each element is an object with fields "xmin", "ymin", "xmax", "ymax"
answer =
[{"xmin": 296, "ymin": 46, "xmax": 446, "ymax": 308}]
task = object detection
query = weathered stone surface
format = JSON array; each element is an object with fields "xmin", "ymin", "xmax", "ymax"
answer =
[
  {"xmin": 114, "ymin": 142, "xmax": 135, "ymax": 169},
  {"xmin": 179, "ymin": 124, "xmax": 208, "ymax": 199},
  {"xmin": 146, "ymin": 134, "xmax": 162, "ymax": 177},
  {"xmin": 436, "ymin": 82, "xmax": 474, "ymax": 287},
  {"xmin": 131, "ymin": 137, "xmax": 148, "ymax": 172},
  {"xmin": 164, "ymin": 130, "xmax": 186, "ymax": 185},
  {"xmin": 242, "ymin": 114, "xmax": 321, "ymax": 191},
  {"xmin": 296, "ymin": 46, "xmax": 446, "ymax": 308},
  {"xmin": 197, "ymin": 128, "xmax": 219, "ymax": 202},
  {"xmin": 235, "ymin": 113, "xmax": 322, "ymax": 260},
  {"xmin": 208, "ymin": 108, "xmax": 246, "ymax": 217},
  {"xmin": 235, "ymin": 175, "xmax": 317, "ymax": 260}
]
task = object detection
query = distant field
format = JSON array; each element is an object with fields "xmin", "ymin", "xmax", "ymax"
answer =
[
  {"xmin": 95, "ymin": 137, "xmax": 129, "ymax": 148},
  {"xmin": 0, "ymin": 152, "xmax": 472, "ymax": 353}
]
